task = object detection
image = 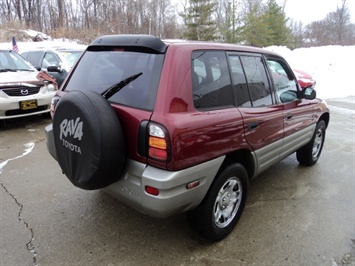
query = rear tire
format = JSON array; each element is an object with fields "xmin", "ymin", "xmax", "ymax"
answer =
[
  {"xmin": 297, "ymin": 120, "xmax": 326, "ymax": 166},
  {"xmin": 187, "ymin": 163, "xmax": 248, "ymax": 242}
]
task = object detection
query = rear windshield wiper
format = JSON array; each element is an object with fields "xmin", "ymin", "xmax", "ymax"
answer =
[{"xmin": 102, "ymin": 72, "xmax": 142, "ymax": 99}]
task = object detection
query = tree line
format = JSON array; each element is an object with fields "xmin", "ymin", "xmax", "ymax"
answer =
[{"xmin": 1, "ymin": 0, "xmax": 354, "ymax": 48}]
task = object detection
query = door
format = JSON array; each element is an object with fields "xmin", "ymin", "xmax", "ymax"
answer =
[
  {"xmin": 265, "ymin": 57, "xmax": 317, "ymax": 158},
  {"xmin": 228, "ymin": 53, "xmax": 285, "ymax": 175}
]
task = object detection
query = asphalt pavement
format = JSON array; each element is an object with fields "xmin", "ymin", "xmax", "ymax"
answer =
[{"xmin": 1, "ymin": 97, "xmax": 354, "ymax": 266}]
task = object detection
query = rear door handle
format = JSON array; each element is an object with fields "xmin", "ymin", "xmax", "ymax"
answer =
[{"xmin": 248, "ymin": 121, "xmax": 259, "ymax": 131}]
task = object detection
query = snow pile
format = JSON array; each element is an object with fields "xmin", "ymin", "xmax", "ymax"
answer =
[
  {"xmin": 0, "ymin": 39, "xmax": 86, "ymax": 51},
  {"xmin": 266, "ymin": 45, "xmax": 355, "ymax": 99},
  {"xmin": 0, "ymin": 29, "xmax": 86, "ymax": 51}
]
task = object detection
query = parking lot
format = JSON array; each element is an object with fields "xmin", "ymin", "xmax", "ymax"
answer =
[{"xmin": 1, "ymin": 97, "xmax": 354, "ymax": 266}]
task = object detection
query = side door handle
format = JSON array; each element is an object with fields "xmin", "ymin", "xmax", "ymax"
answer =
[
  {"xmin": 248, "ymin": 121, "xmax": 259, "ymax": 131},
  {"xmin": 285, "ymin": 113, "xmax": 293, "ymax": 120}
]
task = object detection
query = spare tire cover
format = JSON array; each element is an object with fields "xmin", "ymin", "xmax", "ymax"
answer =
[{"xmin": 52, "ymin": 90, "xmax": 125, "ymax": 190}]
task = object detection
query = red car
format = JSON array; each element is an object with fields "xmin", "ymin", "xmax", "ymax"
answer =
[
  {"xmin": 267, "ymin": 61, "xmax": 316, "ymax": 89},
  {"xmin": 293, "ymin": 68, "xmax": 316, "ymax": 89},
  {"xmin": 45, "ymin": 35, "xmax": 330, "ymax": 242}
]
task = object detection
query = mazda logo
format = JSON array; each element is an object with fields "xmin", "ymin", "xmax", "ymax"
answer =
[{"xmin": 21, "ymin": 89, "xmax": 29, "ymax": 95}]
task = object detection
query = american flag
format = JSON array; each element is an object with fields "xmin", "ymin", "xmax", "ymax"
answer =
[{"xmin": 12, "ymin": 36, "xmax": 19, "ymax": 53}]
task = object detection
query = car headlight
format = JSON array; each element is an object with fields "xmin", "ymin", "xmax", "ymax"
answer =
[{"xmin": 45, "ymin": 83, "xmax": 57, "ymax": 92}]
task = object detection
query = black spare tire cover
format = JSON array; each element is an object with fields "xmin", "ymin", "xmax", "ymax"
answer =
[{"xmin": 53, "ymin": 90, "xmax": 125, "ymax": 190}]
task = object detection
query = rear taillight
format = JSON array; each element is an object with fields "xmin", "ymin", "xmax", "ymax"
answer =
[
  {"xmin": 50, "ymin": 95, "xmax": 61, "ymax": 118},
  {"xmin": 148, "ymin": 123, "xmax": 170, "ymax": 162}
]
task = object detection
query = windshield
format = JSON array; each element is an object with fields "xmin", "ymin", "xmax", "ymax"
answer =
[
  {"xmin": 65, "ymin": 49, "xmax": 164, "ymax": 111},
  {"xmin": 0, "ymin": 50, "xmax": 35, "ymax": 71},
  {"xmin": 58, "ymin": 50, "xmax": 83, "ymax": 68}
]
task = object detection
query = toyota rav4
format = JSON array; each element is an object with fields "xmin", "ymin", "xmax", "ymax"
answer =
[{"xmin": 45, "ymin": 35, "xmax": 330, "ymax": 242}]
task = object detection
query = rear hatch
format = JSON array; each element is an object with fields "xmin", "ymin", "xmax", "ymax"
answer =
[{"xmin": 62, "ymin": 35, "xmax": 167, "ymax": 163}]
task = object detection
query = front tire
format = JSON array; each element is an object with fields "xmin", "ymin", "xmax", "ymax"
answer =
[
  {"xmin": 187, "ymin": 163, "xmax": 249, "ymax": 242},
  {"xmin": 297, "ymin": 120, "xmax": 326, "ymax": 166}
]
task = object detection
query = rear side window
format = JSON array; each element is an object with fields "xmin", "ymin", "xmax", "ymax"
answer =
[
  {"xmin": 64, "ymin": 49, "xmax": 164, "ymax": 111},
  {"xmin": 240, "ymin": 55, "xmax": 273, "ymax": 107},
  {"xmin": 228, "ymin": 55, "xmax": 250, "ymax": 106},
  {"xmin": 228, "ymin": 54, "xmax": 273, "ymax": 107},
  {"xmin": 192, "ymin": 51, "xmax": 234, "ymax": 110}
]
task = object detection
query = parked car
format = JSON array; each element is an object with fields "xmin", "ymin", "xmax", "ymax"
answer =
[
  {"xmin": 268, "ymin": 60, "xmax": 316, "ymax": 89},
  {"xmin": 293, "ymin": 68, "xmax": 317, "ymax": 89},
  {"xmin": 45, "ymin": 35, "xmax": 330, "ymax": 242},
  {"xmin": 0, "ymin": 49, "xmax": 57, "ymax": 120},
  {"xmin": 21, "ymin": 48, "xmax": 83, "ymax": 88}
]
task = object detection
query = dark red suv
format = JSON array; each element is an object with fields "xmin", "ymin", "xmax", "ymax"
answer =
[{"xmin": 45, "ymin": 35, "xmax": 330, "ymax": 241}]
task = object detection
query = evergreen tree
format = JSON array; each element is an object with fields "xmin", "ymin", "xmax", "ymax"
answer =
[
  {"xmin": 180, "ymin": 0, "xmax": 217, "ymax": 41},
  {"xmin": 216, "ymin": 0, "xmax": 233, "ymax": 42},
  {"xmin": 241, "ymin": 1, "xmax": 268, "ymax": 47},
  {"xmin": 219, "ymin": 0, "xmax": 242, "ymax": 43},
  {"xmin": 241, "ymin": 0, "xmax": 291, "ymax": 47},
  {"xmin": 261, "ymin": 0, "xmax": 292, "ymax": 46}
]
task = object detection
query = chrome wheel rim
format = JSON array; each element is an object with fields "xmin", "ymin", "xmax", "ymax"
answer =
[
  {"xmin": 312, "ymin": 128, "xmax": 323, "ymax": 158},
  {"xmin": 213, "ymin": 177, "xmax": 242, "ymax": 228}
]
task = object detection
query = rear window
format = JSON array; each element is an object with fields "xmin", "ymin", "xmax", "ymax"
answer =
[{"xmin": 64, "ymin": 49, "xmax": 164, "ymax": 111}]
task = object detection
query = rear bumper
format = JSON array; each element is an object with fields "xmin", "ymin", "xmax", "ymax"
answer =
[
  {"xmin": 104, "ymin": 156, "xmax": 224, "ymax": 218},
  {"xmin": 45, "ymin": 123, "xmax": 224, "ymax": 218},
  {"xmin": 45, "ymin": 123, "xmax": 57, "ymax": 160}
]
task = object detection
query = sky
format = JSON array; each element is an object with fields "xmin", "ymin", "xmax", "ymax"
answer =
[{"xmin": 276, "ymin": 0, "xmax": 355, "ymax": 24}]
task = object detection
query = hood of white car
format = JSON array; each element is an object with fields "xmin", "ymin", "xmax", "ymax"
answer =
[{"xmin": 0, "ymin": 70, "xmax": 43, "ymax": 84}]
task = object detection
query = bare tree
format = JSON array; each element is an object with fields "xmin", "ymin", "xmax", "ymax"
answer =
[
  {"xmin": 333, "ymin": 0, "xmax": 351, "ymax": 43},
  {"xmin": 304, "ymin": 0, "xmax": 354, "ymax": 46}
]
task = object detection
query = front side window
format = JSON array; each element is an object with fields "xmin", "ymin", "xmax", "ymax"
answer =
[
  {"xmin": 43, "ymin": 52, "xmax": 60, "ymax": 68},
  {"xmin": 192, "ymin": 51, "xmax": 234, "ymax": 110},
  {"xmin": 266, "ymin": 58, "xmax": 298, "ymax": 103}
]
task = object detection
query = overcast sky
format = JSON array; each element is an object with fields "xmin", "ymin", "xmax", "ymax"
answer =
[{"xmin": 276, "ymin": 0, "xmax": 355, "ymax": 24}]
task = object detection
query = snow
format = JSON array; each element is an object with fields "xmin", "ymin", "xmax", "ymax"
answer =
[
  {"xmin": 1, "ymin": 30, "xmax": 354, "ymax": 100},
  {"xmin": 0, "ymin": 38, "xmax": 86, "ymax": 51},
  {"xmin": 265, "ymin": 45, "xmax": 355, "ymax": 99}
]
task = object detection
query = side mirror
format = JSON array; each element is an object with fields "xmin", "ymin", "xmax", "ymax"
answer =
[
  {"xmin": 280, "ymin": 90, "xmax": 297, "ymax": 103},
  {"xmin": 302, "ymin": 87, "xmax": 316, "ymax": 100},
  {"xmin": 47, "ymin": 65, "xmax": 61, "ymax": 73}
]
